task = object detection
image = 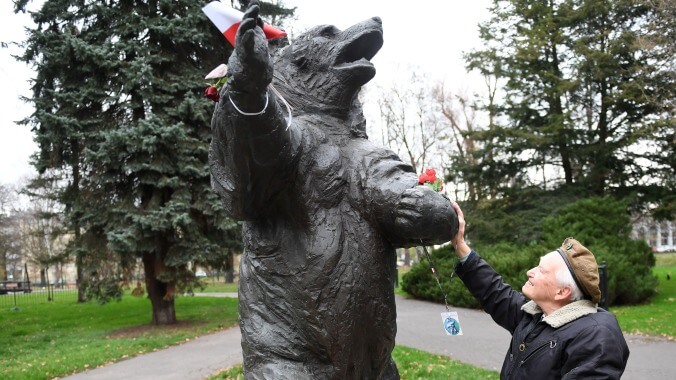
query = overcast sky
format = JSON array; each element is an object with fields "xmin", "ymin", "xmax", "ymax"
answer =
[{"xmin": 0, "ymin": 0, "xmax": 491, "ymax": 186}]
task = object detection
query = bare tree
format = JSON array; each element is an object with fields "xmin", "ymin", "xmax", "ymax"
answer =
[
  {"xmin": 14, "ymin": 177, "xmax": 70, "ymax": 285},
  {"xmin": 366, "ymin": 69, "xmax": 462, "ymax": 266},
  {"xmin": 0, "ymin": 184, "xmax": 15, "ymax": 280},
  {"xmin": 432, "ymin": 83, "xmax": 481, "ymax": 201},
  {"xmin": 369, "ymin": 68, "xmax": 452, "ymax": 175}
]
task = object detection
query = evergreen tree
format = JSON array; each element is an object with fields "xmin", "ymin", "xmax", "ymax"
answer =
[
  {"xmin": 15, "ymin": 0, "xmax": 113, "ymax": 301},
  {"xmin": 16, "ymin": 0, "xmax": 293, "ymax": 324},
  {"xmin": 568, "ymin": 0, "xmax": 672, "ymax": 197},
  {"xmin": 463, "ymin": 0, "xmax": 673, "ymax": 218}
]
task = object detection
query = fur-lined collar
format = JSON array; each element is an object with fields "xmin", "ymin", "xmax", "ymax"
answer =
[{"xmin": 521, "ymin": 300, "xmax": 597, "ymax": 328}]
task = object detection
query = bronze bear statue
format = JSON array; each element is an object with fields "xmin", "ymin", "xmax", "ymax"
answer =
[{"xmin": 209, "ymin": 4, "xmax": 458, "ymax": 379}]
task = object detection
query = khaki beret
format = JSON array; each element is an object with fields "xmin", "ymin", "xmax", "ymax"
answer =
[{"xmin": 556, "ymin": 237, "xmax": 601, "ymax": 304}]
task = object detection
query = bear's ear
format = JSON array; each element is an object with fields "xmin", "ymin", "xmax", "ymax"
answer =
[
  {"xmin": 290, "ymin": 44, "xmax": 308, "ymax": 69},
  {"xmin": 268, "ymin": 36, "xmax": 290, "ymax": 63},
  {"xmin": 293, "ymin": 55, "xmax": 308, "ymax": 69}
]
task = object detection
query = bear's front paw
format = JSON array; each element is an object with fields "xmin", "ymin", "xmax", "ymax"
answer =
[{"xmin": 228, "ymin": 3, "xmax": 273, "ymax": 94}]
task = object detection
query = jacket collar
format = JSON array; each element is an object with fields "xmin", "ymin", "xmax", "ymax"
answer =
[{"xmin": 521, "ymin": 299, "xmax": 597, "ymax": 328}]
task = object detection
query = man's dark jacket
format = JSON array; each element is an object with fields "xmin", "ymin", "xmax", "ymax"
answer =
[{"xmin": 456, "ymin": 251, "xmax": 629, "ymax": 379}]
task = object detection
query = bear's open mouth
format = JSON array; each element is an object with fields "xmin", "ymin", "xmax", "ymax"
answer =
[{"xmin": 334, "ymin": 29, "xmax": 383, "ymax": 69}]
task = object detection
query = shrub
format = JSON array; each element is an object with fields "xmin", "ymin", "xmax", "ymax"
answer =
[
  {"xmin": 540, "ymin": 196, "xmax": 657, "ymax": 305},
  {"xmin": 466, "ymin": 186, "xmax": 584, "ymax": 245},
  {"xmin": 403, "ymin": 196, "xmax": 657, "ymax": 307},
  {"xmin": 401, "ymin": 245, "xmax": 479, "ymax": 308},
  {"xmin": 402, "ymin": 243, "xmax": 543, "ymax": 309}
]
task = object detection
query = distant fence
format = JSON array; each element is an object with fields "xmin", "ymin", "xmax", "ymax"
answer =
[{"xmin": 0, "ymin": 282, "xmax": 78, "ymax": 308}]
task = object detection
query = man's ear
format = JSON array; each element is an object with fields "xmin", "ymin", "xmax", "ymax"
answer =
[{"xmin": 555, "ymin": 285, "xmax": 573, "ymax": 301}]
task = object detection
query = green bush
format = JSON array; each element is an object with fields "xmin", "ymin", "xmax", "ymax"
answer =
[
  {"xmin": 401, "ymin": 246, "xmax": 479, "ymax": 308},
  {"xmin": 466, "ymin": 186, "xmax": 584, "ymax": 245},
  {"xmin": 540, "ymin": 196, "xmax": 657, "ymax": 305},
  {"xmin": 402, "ymin": 243, "xmax": 543, "ymax": 308},
  {"xmin": 403, "ymin": 196, "xmax": 657, "ymax": 307}
]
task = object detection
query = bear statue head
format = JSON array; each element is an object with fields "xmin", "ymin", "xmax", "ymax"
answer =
[{"xmin": 271, "ymin": 17, "xmax": 384, "ymax": 120}]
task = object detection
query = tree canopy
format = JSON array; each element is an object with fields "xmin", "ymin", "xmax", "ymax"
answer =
[
  {"xmin": 16, "ymin": 0, "xmax": 294, "ymax": 324},
  {"xmin": 461, "ymin": 0, "xmax": 673, "ymax": 209}
]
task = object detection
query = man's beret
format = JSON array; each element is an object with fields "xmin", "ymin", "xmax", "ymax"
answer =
[{"xmin": 557, "ymin": 237, "xmax": 601, "ymax": 304}]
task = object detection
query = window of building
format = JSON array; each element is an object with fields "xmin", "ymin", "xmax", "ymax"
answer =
[
  {"xmin": 661, "ymin": 222, "xmax": 670, "ymax": 246},
  {"xmin": 648, "ymin": 226, "xmax": 658, "ymax": 247}
]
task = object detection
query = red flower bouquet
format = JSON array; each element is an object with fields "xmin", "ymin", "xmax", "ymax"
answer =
[{"xmin": 418, "ymin": 168, "xmax": 443, "ymax": 192}]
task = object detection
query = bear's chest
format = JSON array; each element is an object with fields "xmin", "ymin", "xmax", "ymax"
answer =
[{"xmin": 298, "ymin": 142, "xmax": 347, "ymax": 208}]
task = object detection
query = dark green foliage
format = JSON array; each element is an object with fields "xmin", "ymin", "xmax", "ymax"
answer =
[
  {"xmin": 540, "ymin": 196, "xmax": 657, "ymax": 305},
  {"xmin": 465, "ymin": 186, "xmax": 584, "ymax": 245},
  {"xmin": 402, "ymin": 243, "xmax": 542, "ymax": 309},
  {"xmin": 461, "ymin": 0, "xmax": 674, "ymax": 214},
  {"xmin": 442, "ymin": 0, "xmax": 670, "ymax": 309},
  {"xmin": 402, "ymin": 246, "xmax": 478, "ymax": 308},
  {"xmin": 240, "ymin": 0, "xmax": 296, "ymax": 24},
  {"xmin": 403, "ymin": 196, "xmax": 657, "ymax": 307},
  {"xmin": 15, "ymin": 0, "xmax": 292, "ymax": 322},
  {"xmin": 84, "ymin": 275, "xmax": 125, "ymax": 304}
]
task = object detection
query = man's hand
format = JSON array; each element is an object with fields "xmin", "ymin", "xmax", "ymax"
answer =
[
  {"xmin": 227, "ymin": 2, "xmax": 273, "ymax": 95},
  {"xmin": 450, "ymin": 201, "xmax": 471, "ymax": 258}
]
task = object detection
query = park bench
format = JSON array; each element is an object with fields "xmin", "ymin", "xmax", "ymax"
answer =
[{"xmin": 0, "ymin": 281, "xmax": 32, "ymax": 295}]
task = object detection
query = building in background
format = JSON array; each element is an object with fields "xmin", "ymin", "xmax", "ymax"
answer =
[{"xmin": 632, "ymin": 217, "xmax": 675, "ymax": 252}]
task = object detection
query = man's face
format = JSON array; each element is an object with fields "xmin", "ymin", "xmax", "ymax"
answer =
[{"xmin": 522, "ymin": 252, "xmax": 564, "ymax": 304}]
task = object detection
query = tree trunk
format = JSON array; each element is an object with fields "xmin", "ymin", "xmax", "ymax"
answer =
[
  {"xmin": 591, "ymin": 78, "xmax": 609, "ymax": 196},
  {"xmin": 550, "ymin": 39, "xmax": 573, "ymax": 186},
  {"xmin": 0, "ymin": 253, "xmax": 6, "ymax": 280},
  {"xmin": 76, "ymin": 261, "xmax": 86, "ymax": 302},
  {"xmin": 559, "ymin": 142, "xmax": 573, "ymax": 185},
  {"xmin": 224, "ymin": 248, "xmax": 234, "ymax": 283},
  {"xmin": 72, "ymin": 141, "xmax": 87, "ymax": 303},
  {"xmin": 142, "ymin": 252, "xmax": 176, "ymax": 325}
]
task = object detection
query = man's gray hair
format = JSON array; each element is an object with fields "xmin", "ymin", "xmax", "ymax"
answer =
[{"xmin": 556, "ymin": 265, "xmax": 584, "ymax": 302}]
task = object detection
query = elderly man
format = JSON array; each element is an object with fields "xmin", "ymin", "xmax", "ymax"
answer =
[{"xmin": 450, "ymin": 202, "xmax": 629, "ymax": 379}]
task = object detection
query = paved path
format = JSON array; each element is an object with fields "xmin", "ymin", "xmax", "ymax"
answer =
[
  {"xmin": 65, "ymin": 294, "xmax": 676, "ymax": 379},
  {"xmin": 65, "ymin": 326, "xmax": 242, "ymax": 380},
  {"xmin": 395, "ymin": 296, "xmax": 676, "ymax": 379}
]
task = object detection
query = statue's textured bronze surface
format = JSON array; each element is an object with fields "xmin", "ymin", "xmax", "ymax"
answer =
[{"xmin": 209, "ymin": 5, "xmax": 458, "ymax": 379}]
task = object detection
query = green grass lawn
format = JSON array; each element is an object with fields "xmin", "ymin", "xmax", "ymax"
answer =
[
  {"xmin": 200, "ymin": 280, "xmax": 239, "ymax": 293},
  {"xmin": 655, "ymin": 252, "xmax": 676, "ymax": 266},
  {"xmin": 2, "ymin": 254, "xmax": 672, "ymax": 379},
  {"xmin": 0, "ymin": 294, "xmax": 238, "ymax": 380},
  {"xmin": 612, "ymin": 262, "xmax": 675, "ymax": 338},
  {"xmin": 209, "ymin": 346, "xmax": 498, "ymax": 379},
  {"xmin": 394, "ymin": 346, "xmax": 498, "ymax": 379}
]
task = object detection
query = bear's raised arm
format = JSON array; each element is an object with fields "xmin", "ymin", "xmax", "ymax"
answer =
[
  {"xmin": 352, "ymin": 141, "xmax": 459, "ymax": 247},
  {"xmin": 209, "ymin": 4, "xmax": 300, "ymax": 220}
]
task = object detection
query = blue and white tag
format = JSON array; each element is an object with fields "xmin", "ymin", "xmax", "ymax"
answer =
[{"xmin": 441, "ymin": 311, "xmax": 463, "ymax": 336}]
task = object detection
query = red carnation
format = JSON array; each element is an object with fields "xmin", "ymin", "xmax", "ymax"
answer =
[
  {"xmin": 418, "ymin": 168, "xmax": 443, "ymax": 192},
  {"xmin": 425, "ymin": 168, "xmax": 437, "ymax": 182},
  {"xmin": 205, "ymin": 86, "xmax": 220, "ymax": 102}
]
